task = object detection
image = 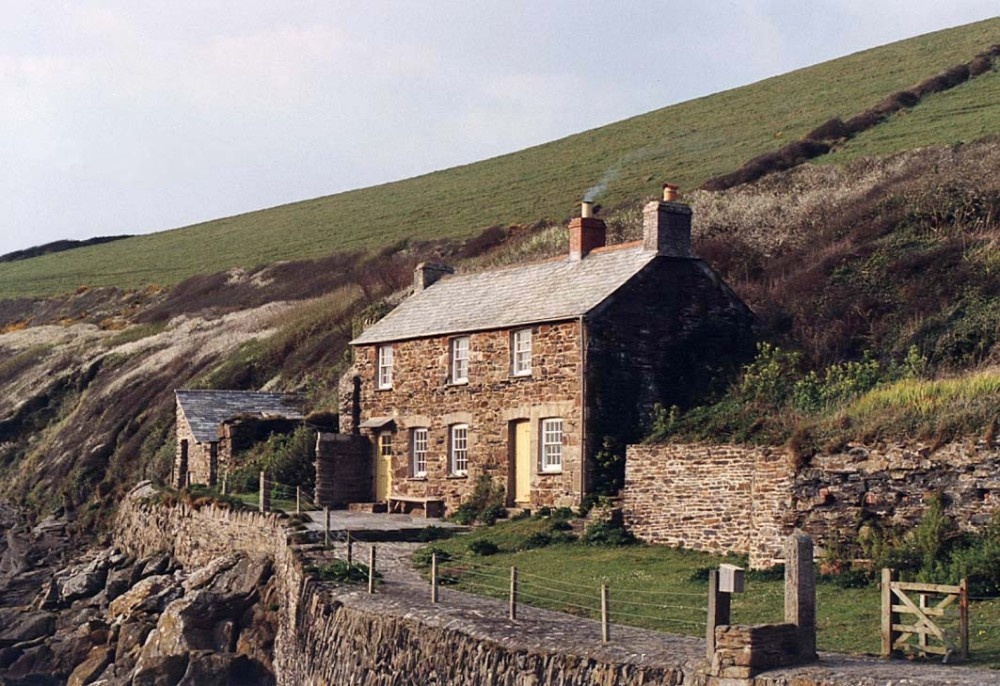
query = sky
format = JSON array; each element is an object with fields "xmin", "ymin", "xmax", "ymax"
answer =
[{"xmin": 1, "ymin": 2, "xmax": 997, "ymax": 257}]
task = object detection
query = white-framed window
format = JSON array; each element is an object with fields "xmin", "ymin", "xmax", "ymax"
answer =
[
  {"xmin": 540, "ymin": 418, "xmax": 563, "ymax": 473},
  {"xmin": 451, "ymin": 336, "xmax": 469, "ymax": 384},
  {"xmin": 411, "ymin": 428, "xmax": 428, "ymax": 477},
  {"xmin": 378, "ymin": 431, "xmax": 393, "ymax": 459},
  {"xmin": 512, "ymin": 328, "xmax": 532, "ymax": 376},
  {"xmin": 450, "ymin": 424, "xmax": 468, "ymax": 475},
  {"xmin": 377, "ymin": 345, "xmax": 393, "ymax": 389}
]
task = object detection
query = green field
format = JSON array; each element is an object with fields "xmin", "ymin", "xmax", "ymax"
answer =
[
  {"xmin": 418, "ymin": 517, "xmax": 1000, "ymax": 666},
  {"xmin": 1, "ymin": 18, "xmax": 998, "ymax": 299}
]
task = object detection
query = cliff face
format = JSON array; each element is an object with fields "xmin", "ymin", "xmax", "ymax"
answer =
[{"xmin": 0, "ymin": 296, "xmax": 299, "ymax": 522}]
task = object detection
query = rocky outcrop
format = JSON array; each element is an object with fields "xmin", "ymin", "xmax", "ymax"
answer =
[{"xmin": 0, "ymin": 543, "xmax": 277, "ymax": 686}]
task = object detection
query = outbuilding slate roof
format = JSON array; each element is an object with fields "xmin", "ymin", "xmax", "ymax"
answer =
[
  {"xmin": 351, "ymin": 245, "xmax": 657, "ymax": 345},
  {"xmin": 175, "ymin": 390, "xmax": 304, "ymax": 443}
]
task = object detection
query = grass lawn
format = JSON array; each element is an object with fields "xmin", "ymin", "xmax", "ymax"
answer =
[{"xmin": 415, "ymin": 515, "xmax": 1000, "ymax": 668}]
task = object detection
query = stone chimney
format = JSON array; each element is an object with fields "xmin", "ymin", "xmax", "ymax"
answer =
[
  {"xmin": 568, "ymin": 201, "xmax": 607, "ymax": 261},
  {"xmin": 643, "ymin": 183, "xmax": 691, "ymax": 257},
  {"xmin": 413, "ymin": 262, "xmax": 454, "ymax": 291}
]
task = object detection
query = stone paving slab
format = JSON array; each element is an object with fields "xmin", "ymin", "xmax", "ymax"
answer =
[{"xmin": 299, "ymin": 540, "xmax": 1000, "ymax": 685}]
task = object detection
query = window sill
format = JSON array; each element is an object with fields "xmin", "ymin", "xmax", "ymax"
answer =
[
  {"xmin": 509, "ymin": 372, "xmax": 532, "ymax": 379},
  {"xmin": 406, "ymin": 476, "xmax": 428, "ymax": 482},
  {"xmin": 446, "ymin": 474, "xmax": 468, "ymax": 480},
  {"xmin": 538, "ymin": 469, "xmax": 563, "ymax": 476},
  {"xmin": 447, "ymin": 380, "xmax": 469, "ymax": 387},
  {"xmin": 375, "ymin": 386, "xmax": 393, "ymax": 392}
]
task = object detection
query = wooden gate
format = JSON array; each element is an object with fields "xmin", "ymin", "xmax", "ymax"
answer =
[{"xmin": 881, "ymin": 569, "xmax": 968, "ymax": 662}]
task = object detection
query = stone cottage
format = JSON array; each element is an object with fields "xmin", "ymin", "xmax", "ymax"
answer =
[
  {"xmin": 330, "ymin": 186, "xmax": 754, "ymax": 513},
  {"xmin": 173, "ymin": 389, "xmax": 304, "ymax": 488}
]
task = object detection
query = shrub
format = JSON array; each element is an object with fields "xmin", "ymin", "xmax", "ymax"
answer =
[
  {"xmin": 583, "ymin": 520, "xmax": 636, "ymax": 547},
  {"xmin": 520, "ymin": 532, "xmax": 553, "ymax": 550},
  {"xmin": 415, "ymin": 525, "xmax": 452, "ymax": 542},
  {"xmin": 449, "ymin": 474, "xmax": 507, "ymax": 526},
  {"xmin": 412, "ymin": 547, "xmax": 451, "ymax": 568},
  {"xmin": 468, "ymin": 539, "xmax": 499, "ymax": 556},
  {"xmin": 308, "ymin": 560, "xmax": 377, "ymax": 584}
]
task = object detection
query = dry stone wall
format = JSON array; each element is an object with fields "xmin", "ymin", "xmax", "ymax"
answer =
[{"xmin": 623, "ymin": 440, "xmax": 1000, "ymax": 568}]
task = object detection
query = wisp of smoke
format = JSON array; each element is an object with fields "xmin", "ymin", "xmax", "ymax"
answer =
[{"xmin": 581, "ymin": 146, "xmax": 665, "ymax": 203}]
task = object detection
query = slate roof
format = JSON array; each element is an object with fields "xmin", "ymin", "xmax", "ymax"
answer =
[
  {"xmin": 351, "ymin": 245, "xmax": 656, "ymax": 345},
  {"xmin": 175, "ymin": 390, "xmax": 304, "ymax": 443}
]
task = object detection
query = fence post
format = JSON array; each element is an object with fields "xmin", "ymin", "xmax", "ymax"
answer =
[
  {"xmin": 259, "ymin": 471, "xmax": 269, "ymax": 513},
  {"xmin": 509, "ymin": 567, "xmax": 517, "ymax": 620},
  {"xmin": 431, "ymin": 553, "xmax": 439, "ymax": 604},
  {"xmin": 296, "ymin": 487, "xmax": 301, "ymax": 515},
  {"xmin": 785, "ymin": 533, "xmax": 816, "ymax": 659},
  {"xmin": 959, "ymin": 576, "xmax": 969, "ymax": 660},
  {"xmin": 881, "ymin": 568, "xmax": 898, "ymax": 657},
  {"xmin": 706, "ymin": 569, "xmax": 730, "ymax": 662},
  {"xmin": 323, "ymin": 507, "xmax": 330, "ymax": 548},
  {"xmin": 347, "ymin": 532, "xmax": 353, "ymax": 564},
  {"xmin": 368, "ymin": 545, "xmax": 376, "ymax": 594},
  {"xmin": 221, "ymin": 475, "xmax": 227, "ymax": 495},
  {"xmin": 600, "ymin": 584, "xmax": 610, "ymax": 642}
]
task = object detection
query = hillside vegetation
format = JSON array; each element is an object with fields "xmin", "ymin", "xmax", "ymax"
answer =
[
  {"xmin": 2, "ymin": 19, "xmax": 1000, "ymax": 525},
  {"xmin": 0, "ymin": 18, "xmax": 998, "ymax": 299}
]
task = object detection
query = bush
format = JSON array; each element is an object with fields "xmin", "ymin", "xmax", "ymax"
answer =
[
  {"xmin": 468, "ymin": 539, "xmax": 499, "ymax": 556},
  {"xmin": 449, "ymin": 474, "xmax": 507, "ymax": 526},
  {"xmin": 308, "ymin": 560, "xmax": 378, "ymax": 584},
  {"xmin": 228, "ymin": 425, "xmax": 316, "ymax": 492},
  {"xmin": 583, "ymin": 520, "xmax": 636, "ymax": 547},
  {"xmin": 415, "ymin": 525, "xmax": 452, "ymax": 542},
  {"xmin": 519, "ymin": 532, "xmax": 553, "ymax": 550}
]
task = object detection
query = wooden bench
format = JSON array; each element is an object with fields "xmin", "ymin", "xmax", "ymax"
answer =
[{"xmin": 386, "ymin": 495, "xmax": 445, "ymax": 519}]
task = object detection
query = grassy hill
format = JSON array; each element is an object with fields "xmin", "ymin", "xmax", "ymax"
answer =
[{"xmin": 1, "ymin": 17, "xmax": 998, "ymax": 299}]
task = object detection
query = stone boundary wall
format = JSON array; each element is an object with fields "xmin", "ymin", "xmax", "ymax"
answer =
[
  {"xmin": 113, "ymin": 489, "xmax": 700, "ymax": 686},
  {"xmin": 623, "ymin": 440, "xmax": 1000, "ymax": 569}
]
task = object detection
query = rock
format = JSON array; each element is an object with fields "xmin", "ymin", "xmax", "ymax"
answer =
[
  {"xmin": 105, "ymin": 565, "xmax": 134, "ymax": 601},
  {"xmin": 131, "ymin": 652, "xmax": 189, "ymax": 686},
  {"xmin": 107, "ymin": 575, "xmax": 182, "ymax": 623},
  {"xmin": 183, "ymin": 554, "xmax": 241, "ymax": 592},
  {"xmin": 143, "ymin": 590, "xmax": 256, "ymax": 658},
  {"xmin": 54, "ymin": 557, "xmax": 111, "ymax": 605},
  {"xmin": 204, "ymin": 555, "xmax": 272, "ymax": 598},
  {"xmin": 5, "ymin": 643, "xmax": 54, "ymax": 681},
  {"xmin": 66, "ymin": 646, "xmax": 113, "ymax": 686},
  {"xmin": 176, "ymin": 650, "xmax": 236, "ymax": 686},
  {"xmin": 0, "ymin": 609, "xmax": 55, "ymax": 647},
  {"xmin": 0, "ymin": 645, "xmax": 23, "ymax": 668},
  {"xmin": 115, "ymin": 620, "xmax": 155, "ymax": 666}
]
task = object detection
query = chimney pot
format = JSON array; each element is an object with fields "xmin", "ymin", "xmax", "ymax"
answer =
[
  {"xmin": 413, "ymin": 262, "xmax": 454, "ymax": 291},
  {"xmin": 581, "ymin": 201, "xmax": 593, "ymax": 218},
  {"xmin": 643, "ymin": 184, "xmax": 692, "ymax": 258}
]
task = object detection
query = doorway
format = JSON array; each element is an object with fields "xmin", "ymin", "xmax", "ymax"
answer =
[
  {"xmin": 510, "ymin": 420, "xmax": 531, "ymax": 506},
  {"xmin": 375, "ymin": 431, "xmax": 393, "ymax": 501}
]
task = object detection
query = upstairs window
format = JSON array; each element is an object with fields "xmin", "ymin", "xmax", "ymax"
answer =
[
  {"xmin": 512, "ymin": 329, "xmax": 532, "ymax": 376},
  {"xmin": 450, "ymin": 424, "xmax": 469, "ymax": 476},
  {"xmin": 377, "ymin": 345, "xmax": 393, "ymax": 389},
  {"xmin": 451, "ymin": 336, "xmax": 469, "ymax": 384},
  {"xmin": 540, "ymin": 418, "xmax": 563, "ymax": 473},
  {"xmin": 411, "ymin": 428, "xmax": 428, "ymax": 477}
]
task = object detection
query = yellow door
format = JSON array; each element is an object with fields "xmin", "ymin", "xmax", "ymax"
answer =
[
  {"xmin": 375, "ymin": 433, "xmax": 393, "ymax": 501},
  {"xmin": 514, "ymin": 420, "xmax": 531, "ymax": 505}
]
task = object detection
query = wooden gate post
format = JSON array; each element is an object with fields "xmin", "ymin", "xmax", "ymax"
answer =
[
  {"xmin": 881, "ymin": 568, "xmax": 899, "ymax": 657},
  {"xmin": 959, "ymin": 577, "xmax": 969, "ymax": 660}
]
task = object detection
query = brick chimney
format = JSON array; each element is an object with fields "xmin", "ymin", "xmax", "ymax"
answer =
[
  {"xmin": 568, "ymin": 201, "xmax": 606, "ymax": 261},
  {"xmin": 643, "ymin": 183, "xmax": 691, "ymax": 257},
  {"xmin": 413, "ymin": 262, "xmax": 454, "ymax": 291}
]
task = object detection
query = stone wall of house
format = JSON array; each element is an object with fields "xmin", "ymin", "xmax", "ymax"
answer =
[
  {"xmin": 623, "ymin": 440, "xmax": 1000, "ymax": 569},
  {"xmin": 314, "ymin": 433, "xmax": 371, "ymax": 507},
  {"xmin": 348, "ymin": 321, "xmax": 584, "ymax": 510},
  {"xmin": 585, "ymin": 258, "xmax": 756, "ymax": 459},
  {"xmin": 173, "ymin": 404, "xmax": 216, "ymax": 488}
]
